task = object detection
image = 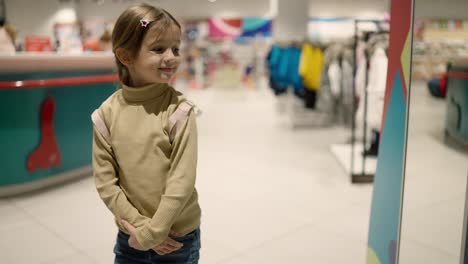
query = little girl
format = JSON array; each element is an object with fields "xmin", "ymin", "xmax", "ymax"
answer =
[{"xmin": 91, "ymin": 4, "xmax": 201, "ymax": 263}]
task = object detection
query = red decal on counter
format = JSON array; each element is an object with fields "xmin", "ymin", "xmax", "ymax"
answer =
[{"xmin": 27, "ymin": 96, "xmax": 62, "ymax": 173}]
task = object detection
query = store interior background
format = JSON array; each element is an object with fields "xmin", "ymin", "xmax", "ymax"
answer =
[{"xmin": 0, "ymin": 0, "xmax": 467, "ymax": 263}]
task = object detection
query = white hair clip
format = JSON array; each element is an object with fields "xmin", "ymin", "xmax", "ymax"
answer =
[{"xmin": 140, "ymin": 19, "xmax": 151, "ymax": 28}]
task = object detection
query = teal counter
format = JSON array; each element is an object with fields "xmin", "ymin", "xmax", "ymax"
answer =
[
  {"xmin": 0, "ymin": 53, "xmax": 118, "ymax": 196},
  {"xmin": 446, "ymin": 60, "xmax": 468, "ymax": 148}
]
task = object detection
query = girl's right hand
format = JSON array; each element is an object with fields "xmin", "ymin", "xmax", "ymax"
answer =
[{"xmin": 152, "ymin": 235, "xmax": 184, "ymax": 256}]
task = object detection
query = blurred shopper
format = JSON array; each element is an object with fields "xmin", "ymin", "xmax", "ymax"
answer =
[
  {"xmin": 98, "ymin": 30, "xmax": 112, "ymax": 51},
  {"xmin": 91, "ymin": 3, "xmax": 202, "ymax": 264},
  {"xmin": 83, "ymin": 30, "xmax": 112, "ymax": 52}
]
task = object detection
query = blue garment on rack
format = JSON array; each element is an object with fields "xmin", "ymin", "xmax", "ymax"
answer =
[
  {"xmin": 267, "ymin": 45, "xmax": 304, "ymax": 97},
  {"xmin": 267, "ymin": 45, "xmax": 288, "ymax": 94},
  {"xmin": 269, "ymin": 76, "xmax": 288, "ymax": 95},
  {"xmin": 277, "ymin": 48, "xmax": 291, "ymax": 83},
  {"xmin": 268, "ymin": 45, "xmax": 281, "ymax": 71},
  {"xmin": 287, "ymin": 47, "xmax": 305, "ymax": 97}
]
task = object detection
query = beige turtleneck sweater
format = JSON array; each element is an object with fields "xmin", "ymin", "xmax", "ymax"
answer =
[{"xmin": 92, "ymin": 82, "xmax": 201, "ymax": 250}]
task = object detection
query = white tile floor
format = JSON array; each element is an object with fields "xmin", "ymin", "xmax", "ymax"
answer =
[
  {"xmin": 0, "ymin": 83, "xmax": 373, "ymax": 263},
  {"xmin": 399, "ymin": 81, "xmax": 468, "ymax": 263},
  {"xmin": 7, "ymin": 79, "xmax": 466, "ymax": 263},
  {"xmin": 1, "ymin": 80, "xmax": 466, "ymax": 264}
]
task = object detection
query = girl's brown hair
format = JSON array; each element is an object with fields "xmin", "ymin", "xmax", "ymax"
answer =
[{"xmin": 112, "ymin": 3, "xmax": 181, "ymax": 85}]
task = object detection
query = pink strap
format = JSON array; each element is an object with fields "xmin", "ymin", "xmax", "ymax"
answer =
[
  {"xmin": 168, "ymin": 101, "xmax": 196, "ymax": 143},
  {"xmin": 91, "ymin": 109, "xmax": 111, "ymax": 145}
]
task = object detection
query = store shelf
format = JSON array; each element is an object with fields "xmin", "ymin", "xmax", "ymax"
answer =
[
  {"xmin": 0, "ymin": 53, "xmax": 115, "ymax": 73},
  {"xmin": 331, "ymin": 143, "xmax": 377, "ymax": 183}
]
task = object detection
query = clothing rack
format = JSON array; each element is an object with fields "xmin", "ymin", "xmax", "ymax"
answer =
[
  {"xmin": 289, "ymin": 41, "xmax": 348, "ymax": 129},
  {"xmin": 270, "ymin": 41, "xmax": 331, "ymax": 129},
  {"xmin": 350, "ymin": 19, "xmax": 389, "ymax": 182}
]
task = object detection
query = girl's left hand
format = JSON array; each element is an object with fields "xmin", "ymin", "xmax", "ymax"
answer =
[{"xmin": 120, "ymin": 219, "xmax": 146, "ymax": 251}]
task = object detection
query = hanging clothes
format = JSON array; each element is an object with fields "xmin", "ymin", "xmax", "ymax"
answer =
[
  {"xmin": 267, "ymin": 45, "xmax": 288, "ymax": 95},
  {"xmin": 341, "ymin": 59, "xmax": 354, "ymax": 126},
  {"xmin": 267, "ymin": 45, "xmax": 282, "ymax": 80},
  {"xmin": 355, "ymin": 46, "xmax": 388, "ymax": 144},
  {"xmin": 355, "ymin": 41, "xmax": 366, "ymax": 69},
  {"xmin": 286, "ymin": 47, "xmax": 305, "ymax": 97},
  {"xmin": 299, "ymin": 43, "xmax": 324, "ymax": 91},
  {"xmin": 328, "ymin": 60, "xmax": 342, "ymax": 98},
  {"xmin": 268, "ymin": 45, "xmax": 281, "ymax": 68},
  {"xmin": 300, "ymin": 44, "xmax": 317, "ymax": 108},
  {"xmin": 300, "ymin": 43, "xmax": 324, "ymax": 108},
  {"xmin": 315, "ymin": 64, "xmax": 334, "ymax": 113},
  {"xmin": 277, "ymin": 47, "xmax": 291, "ymax": 84},
  {"xmin": 355, "ymin": 55, "xmax": 367, "ymax": 99},
  {"xmin": 266, "ymin": 45, "xmax": 304, "ymax": 97},
  {"xmin": 299, "ymin": 44, "xmax": 314, "ymax": 88},
  {"xmin": 366, "ymin": 46, "xmax": 388, "ymax": 129},
  {"xmin": 367, "ymin": 47, "xmax": 388, "ymax": 94}
]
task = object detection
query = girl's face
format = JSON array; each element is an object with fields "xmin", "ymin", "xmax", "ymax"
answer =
[{"xmin": 128, "ymin": 23, "xmax": 181, "ymax": 87}]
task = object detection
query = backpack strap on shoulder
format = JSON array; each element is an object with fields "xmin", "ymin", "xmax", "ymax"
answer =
[
  {"xmin": 91, "ymin": 109, "xmax": 111, "ymax": 145},
  {"xmin": 168, "ymin": 100, "xmax": 200, "ymax": 143}
]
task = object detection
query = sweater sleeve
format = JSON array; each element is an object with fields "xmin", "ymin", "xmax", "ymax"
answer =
[
  {"xmin": 134, "ymin": 109, "xmax": 198, "ymax": 249},
  {"xmin": 92, "ymin": 126, "xmax": 150, "ymax": 229}
]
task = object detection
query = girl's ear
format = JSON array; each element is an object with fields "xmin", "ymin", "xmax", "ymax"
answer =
[{"xmin": 115, "ymin": 48, "xmax": 133, "ymax": 66}]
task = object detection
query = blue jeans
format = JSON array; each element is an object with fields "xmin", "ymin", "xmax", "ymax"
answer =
[{"xmin": 114, "ymin": 229, "xmax": 201, "ymax": 264}]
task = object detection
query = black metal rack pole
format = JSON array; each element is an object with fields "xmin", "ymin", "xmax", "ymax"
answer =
[
  {"xmin": 351, "ymin": 20, "xmax": 358, "ymax": 181},
  {"xmin": 362, "ymin": 49, "xmax": 370, "ymax": 177}
]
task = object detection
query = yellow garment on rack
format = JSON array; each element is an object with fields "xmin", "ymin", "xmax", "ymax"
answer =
[{"xmin": 299, "ymin": 44, "xmax": 324, "ymax": 91}]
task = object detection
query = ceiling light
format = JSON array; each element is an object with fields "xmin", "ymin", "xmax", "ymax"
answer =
[{"xmin": 208, "ymin": 0, "xmax": 217, "ymax": 3}]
